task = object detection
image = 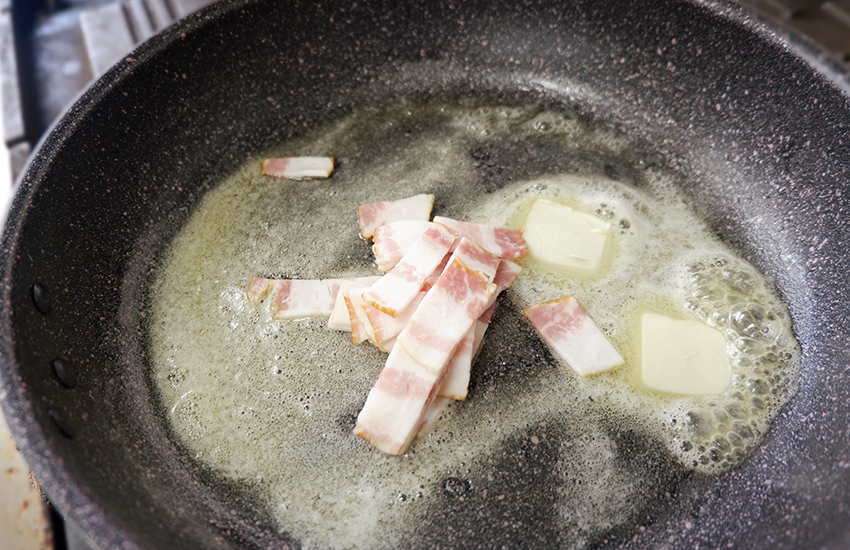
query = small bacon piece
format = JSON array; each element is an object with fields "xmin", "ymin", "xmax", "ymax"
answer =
[
  {"xmin": 423, "ymin": 252, "xmax": 452, "ymax": 290},
  {"xmin": 438, "ymin": 260, "xmax": 522, "ymax": 400},
  {"xmin": 248, "ymin": 276, "xmax": 377, "ymax": 319},
  {"xmin": 396, "ymin": 238, "xmax": 500, "ymax": 374},
  {"xmin": 524, "ymin": 296, "xmax": 624, "ymax": 376},
  {"xmin": 353, "ymin": 345, "xmax": 447, "ymax": 455},
  {"xmin": 437, "ymin": 326, "xmax": 476, "ymax": 401},
  {"xmin": 328, "ymin": 279, "xmax": 381, "ymax": 331},
  {"xmin": 343, "ymin": 287, "xmax": 426, "ymax": 352},
  {"xmin": 372, "ymin": 220, "xmax": 435, "ymax": 272},
  {"xmin": 343, "ymin": 289, "xmax": 371, "ymax": 344},
  {"xmin": 364, "ymin": 290, "xmax": 427, "ymax": 349},
  {"xmin": 357, "ymin": 194, "xmax": 435, "ymax": 239},
  {"xmin": 261, "ymin": 157, "xmax": 335, "ymax": 179},
  {"xmin": 433, "ymin": 216, "xmax": 528, "ymax": 260},
  {"xmin": 362, "ymin": 223, "xmax": 457, "ymax": 317}
]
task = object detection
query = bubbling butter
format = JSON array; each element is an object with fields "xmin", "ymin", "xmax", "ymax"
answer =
[
  {"xmin": 149, "ymin": 98, "xmax": 800, "ymax": 549},
  {"xmin": 476, "ymin": 173, "xmax": 800, "ymax": 475}
]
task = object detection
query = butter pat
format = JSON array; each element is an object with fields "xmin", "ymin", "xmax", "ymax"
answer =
[
  {"xmin": 641, "ymin": 313, "xmax": 731, "ymax": 395},
  {"xmin": 523, "ymin": 199, "xmax": 609, "ymax": 270}
]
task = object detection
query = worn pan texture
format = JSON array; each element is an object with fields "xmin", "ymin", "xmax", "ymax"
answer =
[{"xmin": 1, "ymin": 0, "xmax": 849, "ymax": 548}]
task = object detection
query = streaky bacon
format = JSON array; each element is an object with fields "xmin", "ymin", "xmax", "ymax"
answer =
[
  {"xmin": 433, "ymin": 216, "xmax": 528, "ymax": 260},
  {"xmin": 424, "ymin": 251, "xmax": 452, "ymax": 290},
  {"xmin": 372, "ymin": 220, "xmax": 434, "ymax": 272},
  {"xmin": 524, "ymin": 296, "xmax": 624, "ymax": 376},
  {"xmin": 343, "ymin": 289, "xmax": 371, "ymax": 344},
  {"xmin": 353, "ymin": 345, "xmax": 448, "ymax": 455},
  {"xmin": 363, "ymin": 290, "xmax": 427, "ymax": 350},
  {"xmin": 355, "ymin": 241, "xmax": 503, "ymax": 454},
  {"xmin": 261, "ymin": 157, "xmax": 334, "ymax": 179},
  {"xmin": 437, "ymin": 326, "xmax": 476, "ymax": 401},
  {"xmin": 395, "ymin": 238, "xmax": 500, "ymax": 375},
  {"xmin": 362, "ymin": 223, "xmax": 457, "ymax": 317},
  {"xmin": 345, "ymin": 287, "xmax": 386, "ymax": 347},
  {"xmin": 357, "ymin": 194, "xmax": 435, "ymax": 239},
  {"xmin": 247, "ymin": 275, "xmax": 377, "ymax": 320},
  {"xmin": 438, "ymin": 260, "xmax": 522, "ymax": 400},
  {"xmin": 328, "ymin": 279, "xmax": 381, "ymax": 331}
]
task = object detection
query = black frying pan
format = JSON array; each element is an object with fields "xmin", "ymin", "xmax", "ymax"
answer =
[{"xmin": 2, "ymin": 0, "xmax": 850, "ymax": 548}]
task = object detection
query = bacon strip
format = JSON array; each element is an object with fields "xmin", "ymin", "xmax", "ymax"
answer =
[
  {"xmin": 343, "ymin": 289, "xmax": 371, "ymax": 344},
  {"xmin": 362, "ymin": 223, "xmax": 457, "ymax": 317},
  {"xmin": 357, "ymin": 194, "xmax": 435, "ymax": 239},
  {"xmin": 433, "ymin": 216, "xmax": 528, "ymax": 260},
  {"xmin": 328, "ymin": 279, "xmax": 381, "ymax": 331},
  {"xmin": 363, "ymin": 290, "xmax": 427, "ymax": 349},
  {"xmin": 248, "ymin": 276, "xmax": 378, "ymax": 320},
  {"xmin": 343, "ymin": 287, "xmax": 427, "ymax": 352},
  {"xmin": 395, "ymin": 238, "xmax": 500, "ymax": 374},
  {"xmin": 372, "ymin": 220, "xmax": 435, "ymax": 272},
  {"xmin": 438, "ymin": 260, "xmax": 522, "ymax": 400},
  {"xmin": 354, "ymin": 240, "xmax": 503, "ymax": 454},
  {"xmin": 437, "ymin": 326, "xmax": 476, "ymax": 400},
  {"xmin": 261, "ymin": 157, "xmax": 335, "ymax": 179},
  {"xmin": 353, "ymin": 345, "xmax": 447, "ymax": 455},
  {"xmin": 524, "ymin": 296, "xmax": 624, "ymax": 376},
  {"xmin": 423, "ymin": 252, "xmax": 452, "ymax": 290}
]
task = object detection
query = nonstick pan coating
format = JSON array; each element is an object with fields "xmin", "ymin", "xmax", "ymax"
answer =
[{"xmin": 1, "ymin": 0, "xmax": 850, "ymax": 548}]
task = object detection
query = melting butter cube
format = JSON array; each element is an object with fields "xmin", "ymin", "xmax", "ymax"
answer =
[
  {"xmin": 523, "ymin": 199, "xmax": 609, "ymax": 270},
  {"xmin": 641, "ymin": 313, "xmax": 731, "ymax": 395}
]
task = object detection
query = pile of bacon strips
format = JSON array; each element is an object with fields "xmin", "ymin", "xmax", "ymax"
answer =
[{"xmin": 248, "ymin": 158, "xmax": 624, "ymax": 455}]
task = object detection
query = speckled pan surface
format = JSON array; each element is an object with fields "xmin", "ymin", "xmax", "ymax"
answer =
[{"xmin": 1, "ymin": 0, "xmax": 849, "ymax": 548}]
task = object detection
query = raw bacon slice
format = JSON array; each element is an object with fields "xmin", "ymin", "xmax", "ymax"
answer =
[
  {"xmin": 437, "ymin": 325, "xmax": 476, "ymax": 400},
  {"xmin": 248, "ymin": 278, "xmax": 334, "ymax": 319},
  {"xmin": 372, "ymin": 220, "xmax": 434, "ymax": 272},
  {"xmin": 364, "ymin": 290, "xmax": 427, "ymax": 349},
  {"xmin": 438, "ymin": 260, "xmax": 522, "ymax": 400},
  {"xmin": 328, "ymin": 279, "xmax": 381, "ymax": 331},
  {"xmin": 524, "ymin": 296, "xmax": 624, "ymax": 376},
  {"xmin": 343, "ymin": 287, "xmax": 426, "ymax": 352},
  {"xmin": 423, "ymin": 252, "xmax": 452, "ymax": 290},
  {"xmin": 346, "ymin": 287, "xmax": 390, "ymax": 347},
  {"xmin": 247, "ymin": 276, "xmax": 377, "ymax": 320},
  {"xmin": 357, "ymin": 194, "xmax": 435, "ymax": 239},
  {"xmin": 362, "ymin": 223, "xmax": 457, "ymax": 317},
  {"xmin": 395, "ymin": 238, "xmax": 500, "ymax": 374},
  {"xmin": 433, "ymin": 216, "xmax": 528, "ymax": 260},
  {"xmin": 261, "ymin": 157, "xmax": 334, "ymax": 179},
  {"xmin": 353, "ymin": 344, "xmax": 447, "ymax": 455},
  {"xmin": 354, "ymin": 240, "xmax": 502, "ymax": 454},
  {"xmin": 343, "ymin": 290, "xmax": 371, "ymax": 344}
]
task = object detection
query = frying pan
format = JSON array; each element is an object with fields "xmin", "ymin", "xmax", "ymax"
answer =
[{"xmin": 2, "ymin": 0, "xmax": 850, "ymax": 548}]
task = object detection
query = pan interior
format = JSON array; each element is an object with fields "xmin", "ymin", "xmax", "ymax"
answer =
[
  {"xmin": 147, "ymin": 96, "xmax": 800, "ymax": 549},
  {"xmin": 5, "ymin": 0, "xmax": 849, "ymax": 548}
]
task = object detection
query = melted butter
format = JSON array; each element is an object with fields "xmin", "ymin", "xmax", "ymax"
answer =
[
  {"xmin": 480, "ymin": 173, "xmax": 799, "ymax": 473},
  {"xmin": 149, "ymin": 99, "xmax": 800, "ymax": 549}
]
